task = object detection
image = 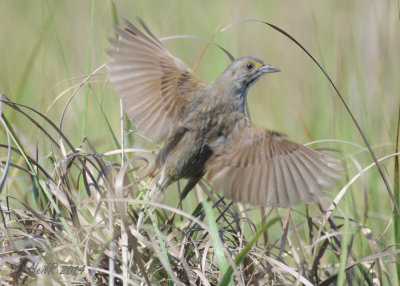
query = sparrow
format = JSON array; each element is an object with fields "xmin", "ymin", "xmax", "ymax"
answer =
[{"xmin": 106, "ymin": 18, "xmax": 340, "ymax": 207}]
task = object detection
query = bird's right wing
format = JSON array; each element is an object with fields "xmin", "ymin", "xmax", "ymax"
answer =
[
  {"xmin": 106, "ymin": 18, "xmax": 206, "ymax": 142},
  {"xmin": 206, "ymin": 123, "xmax": 341, "ymax": 207}
]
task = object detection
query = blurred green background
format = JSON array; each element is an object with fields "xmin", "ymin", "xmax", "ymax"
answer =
[
  {"xmin": 1, "ymin": 0, "xmax": 399, "ymax": 263},
  {"xmin": 1, "ymin": 1, "xmax": 398, "ymax": 142}
]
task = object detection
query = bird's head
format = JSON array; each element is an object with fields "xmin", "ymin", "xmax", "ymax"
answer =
[{"xmin": 225, "ymin": 57, "xmax": 280, "ymax": 89}]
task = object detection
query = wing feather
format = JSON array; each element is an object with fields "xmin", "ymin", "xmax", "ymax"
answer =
[
  {"xmin": 285, "ymin": 155, "xmax": 311, "ymax": 203},
  {"xmin": 279, "ymin": 156, "xmax": 298, "ymax": 206},
  {"xmin": 243, "ymin": 167, "xmax": 254, "ymax": 203},
  {"xmin": 106, "ymin": 18, "xmax": 206, "ymax": 142},
  {"xmin": 248, "ymin": 165, "xmax": 259, "ymax": 205},
  {"xmin": 207, "ymin": 122, "xmax": 341, "ymax": 207},
  {"xmin": 267, "ymin": 159, "xmax": 278, "ymax": 206}
]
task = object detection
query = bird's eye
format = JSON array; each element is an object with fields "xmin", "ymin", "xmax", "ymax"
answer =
[{"xmin": 246, "ymin": 63, "xmax": 254, "ymax": 69}]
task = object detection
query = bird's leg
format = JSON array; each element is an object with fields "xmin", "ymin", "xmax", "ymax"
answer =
[
  {"xmin": 166, "ymin": 175, "xmax": 203, "ymax": 225},
  {"xmin": 136, "ymin": 170, "xmax": 167, "ymax": 231},
  {"xmin": 180, "ymin": 174, "xmax": 204, "ymax": 200}
]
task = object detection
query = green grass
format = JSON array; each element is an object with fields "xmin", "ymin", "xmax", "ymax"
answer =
[{"xmin": 1, "ymin": 0, "xmax": 400, "ymax": 284}]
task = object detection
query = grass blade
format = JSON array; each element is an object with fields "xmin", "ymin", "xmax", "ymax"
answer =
[
  {"xmin": 192, "ymin": 6, "xmax": 233, "ymax": 72},
  {"xmin": 219, "ymin": 217, "xmax": 279, "ymax": 286},
  {"xmin": 394, "ymin": 104, "xmax": 400, "ymax": 283},
  {"xmin": 202, "ymin": 200, "xmax": 231, "ymax": 285},
  {"xmin": 150, "ymin": 213, "xmax": 176, "ymax": 286},
  {"xmin": 81, "ymin": 0, "xmax": 95, "ymax": 138},
  {"xmin": 337, "ymin": 204, "xmax": 350, "ymax": 285}
]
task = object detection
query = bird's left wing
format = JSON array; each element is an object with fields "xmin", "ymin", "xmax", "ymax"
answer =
[
  {"xmin": 206, "ymin": 123, "xmax": 341, "ymax": 207},
  {"xmin": 106, "ymin": 18, "xmax": 206, "ymax": 143}
]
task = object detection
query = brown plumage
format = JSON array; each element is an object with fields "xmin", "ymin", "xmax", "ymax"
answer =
[{"xmin": 106, "ymin": 18, "xmax": 340, "ymax": 208}]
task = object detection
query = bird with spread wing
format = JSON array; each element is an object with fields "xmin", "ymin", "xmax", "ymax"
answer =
[{"xmin": 106, "ymin": 18, "xmax": 340, "ymax": 208}]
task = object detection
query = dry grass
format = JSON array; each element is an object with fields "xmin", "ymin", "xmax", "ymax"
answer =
[{"xmin": 1, "ymin": 93, "xmax": 399, "ymax": 285}]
